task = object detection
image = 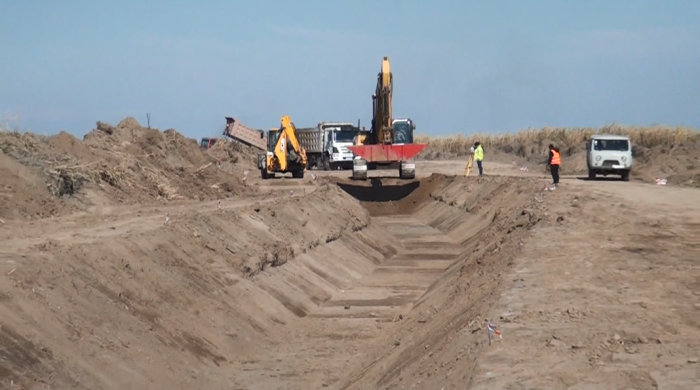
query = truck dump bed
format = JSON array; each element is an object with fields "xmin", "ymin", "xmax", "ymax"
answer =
[
  {"xmin": 296, "ymin": 127, "xmax": 324, "ymax": 154},
  {"xmin": 223, "ymin": 117, "xmax": 268, "ymax": 151}
]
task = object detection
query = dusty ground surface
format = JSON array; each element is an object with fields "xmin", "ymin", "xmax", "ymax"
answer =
[
  {"xmin": 418, "ymin": 132, "xmax": 700, "ymax": 188},
  {"xmin": 1, "ymin": 125, "xmax": 698, "ymax": 390}
]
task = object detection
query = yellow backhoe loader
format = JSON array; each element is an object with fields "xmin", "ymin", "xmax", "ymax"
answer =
[{"xmin": 257, "ymin": 115, "xmax": 308, "ymax": 179}]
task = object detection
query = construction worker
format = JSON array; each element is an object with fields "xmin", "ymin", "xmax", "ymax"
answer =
[
  {"xmin": 473, "ymin": 142, "xmax": 484, "ymax": 176},
  {"xmin": 547, "ymin": 144, "xmax": 561, "ymax": 187}
]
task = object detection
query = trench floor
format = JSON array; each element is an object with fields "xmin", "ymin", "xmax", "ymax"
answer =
[{"xmin": 307, "ymin": 215, "xmax": 461, "ymax": 320}]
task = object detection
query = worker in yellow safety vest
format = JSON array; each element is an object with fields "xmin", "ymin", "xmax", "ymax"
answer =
[{"xmin": 473, "ymin": 142, "xmax": 484, "ymax": 176}]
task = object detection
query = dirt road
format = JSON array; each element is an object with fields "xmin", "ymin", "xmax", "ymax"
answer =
[{"xmin": 1, "ymin": 160, "xmax": 698, "ymax": 390}]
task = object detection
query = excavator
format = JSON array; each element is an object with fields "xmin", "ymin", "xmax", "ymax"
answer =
[
  {"xmin": 347, "ymin": 56, "xmax": 426, "ymax": 180},
  {"xmin": 257, "ymin": 115, "xmax": 308, "ymax": 179}
]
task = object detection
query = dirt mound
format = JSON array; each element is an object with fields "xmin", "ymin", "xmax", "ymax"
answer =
[
  {"xmin": 0, "ymin": 118, "xmax": 254, "ymax": 221},
  {"xmin": 205, "ymin": 138, "xmax": 259, "ymax": 175},
  {"xmin": 632, "ymin": 134, "xmax": 700, "ymax": 186},
  {"xmin": 0, "ymin": 152, "xmax": 67, "ymax": 220}
]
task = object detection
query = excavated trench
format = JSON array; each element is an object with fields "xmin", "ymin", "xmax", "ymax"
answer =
[
  {"xmin": 325, "ymin": 179, "xmax": 465, "ymax": 313},
  {"xmin": 236, "ymin": 174, "xmax": 543, "ymax": 390},
  {"xmin": 0, "ymin": 174, "xmax": 543, "ymax": 390}
]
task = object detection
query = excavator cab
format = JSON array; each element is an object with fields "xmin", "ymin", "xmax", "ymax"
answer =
[{"xmin": 392, "ymin": 119, "xmax": 415, "ymax": 144}]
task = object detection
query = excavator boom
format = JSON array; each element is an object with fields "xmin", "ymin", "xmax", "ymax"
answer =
[{"xmin": 376, "ymin": 57, "xmax": 393, "ymax": 145}]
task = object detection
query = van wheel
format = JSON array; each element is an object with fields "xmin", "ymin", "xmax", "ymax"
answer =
[
  {"xmin": 588, "ymin": 169, "xmax": 596, "ymax": 180},
  {"xmin": 621, "ymin": 171, "xmax": 630, "ymax": 182}
]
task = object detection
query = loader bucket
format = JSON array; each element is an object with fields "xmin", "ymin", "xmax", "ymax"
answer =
[{"xmin": 347, "ymin": 144, "xmax": 426, "ymax": 163}]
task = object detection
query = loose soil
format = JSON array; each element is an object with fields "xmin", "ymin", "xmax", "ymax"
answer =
[
  {"xmin": 0, "ymin": 126, "xmax": 698, "ymax": 389},
  {"xmin": 0, "ymin": 118, "xmax": 254, "ymax": 221}
]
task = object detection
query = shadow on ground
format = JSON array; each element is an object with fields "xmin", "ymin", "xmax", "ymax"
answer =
[{"xmin": 336, "ymin": 179, "xmax": 421, "ymax": 203}]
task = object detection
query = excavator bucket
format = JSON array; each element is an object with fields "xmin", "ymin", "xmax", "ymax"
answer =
[{"xmin": 347, "ymin": 144, "xmax": 426, "ymax": 163}]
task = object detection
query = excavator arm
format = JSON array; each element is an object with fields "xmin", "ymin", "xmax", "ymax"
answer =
[{"xmin": 373, "ymin": 57, "xmax": 393, "ymax": 145}]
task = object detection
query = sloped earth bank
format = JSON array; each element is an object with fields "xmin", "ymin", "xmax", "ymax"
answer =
[{"xmin": 0, "ymin": 174, "xmax": 544, "ymax": 389}]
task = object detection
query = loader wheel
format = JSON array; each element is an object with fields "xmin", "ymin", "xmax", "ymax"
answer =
[
  {"xmin": 292, "ymin": 170, "xmax": 304, "ymax": 179},
  {"xmin": 261, "ymin": 168, "xmax": 274, "ymax": 180}
]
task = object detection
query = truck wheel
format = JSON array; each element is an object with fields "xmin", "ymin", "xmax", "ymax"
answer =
[
  {"xmin": 588, "ymin": 169, "xmax": 596, "ymax": 180},
  {"xmin": 621, "ymin": 171, "xmax": 630, "ymax": 181}
]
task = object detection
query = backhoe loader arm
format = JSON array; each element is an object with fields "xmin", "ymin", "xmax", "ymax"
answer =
[
  {"xmin": 280, "ymin": 115, "xmax": 304, "ymax": 155},
  {"xmin": 273, "ymin": 115, "xmax": 306, "ymax": 171}
]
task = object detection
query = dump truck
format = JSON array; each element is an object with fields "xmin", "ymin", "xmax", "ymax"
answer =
[
  {"xmin": 223, "ymin": 117, "xmax": 267, "ymax": 151},
  {"xmin": 348, "ymin": 56, "xmax": 426, "ymax": 180},
  {"xmin": 295, "ymin": 122, "xmax": 361, "ymax": 170}
]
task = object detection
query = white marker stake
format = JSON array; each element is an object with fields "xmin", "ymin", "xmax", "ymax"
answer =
[{"xmin": 486, "ymin": 320, "xmax": 492, "ymax": 346}]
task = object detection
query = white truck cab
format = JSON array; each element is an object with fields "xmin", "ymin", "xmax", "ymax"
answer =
[
  {"xmin": 324, "ymin": 124, "xmax": 356, "ymax": 169},
  {"xmin": 586, "ymin": 134, "xmax": 633, "ymax": 181}
]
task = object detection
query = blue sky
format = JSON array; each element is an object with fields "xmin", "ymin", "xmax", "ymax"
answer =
[{"xmin": 1, "ymin": 0, "xmax": 699, "ymax": 139}]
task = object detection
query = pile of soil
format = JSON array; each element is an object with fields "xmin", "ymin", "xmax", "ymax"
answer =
[
  {"xmin": 0, "ymin": 117, "xmax": 253, "ymax": 220},
  {"xmin": 632, "ymin": 135, "xmax": 700, "ymax": 186},
  {"xmin": 205, "ymin": 137, "xmax": 259, "ymax": 176}
]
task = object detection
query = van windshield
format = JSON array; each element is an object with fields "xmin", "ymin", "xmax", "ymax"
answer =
[{"xmin": 593, "ymin": 139, "xmax": 629, "ymax": 151}]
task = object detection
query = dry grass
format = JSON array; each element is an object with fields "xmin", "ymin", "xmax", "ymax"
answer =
[{"xmin": 416, "ymin": 124, "xmax": 699, "ymax": 160}]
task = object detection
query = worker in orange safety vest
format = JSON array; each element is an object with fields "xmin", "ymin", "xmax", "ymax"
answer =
[{"xmin": 547, "ymin": 144, "xmax": 561, "ymax": 187}]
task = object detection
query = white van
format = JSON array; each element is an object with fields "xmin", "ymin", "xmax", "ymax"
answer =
[{"xmin": 586, "ymin": 134, "xmax": 633, "ymax": 181}]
